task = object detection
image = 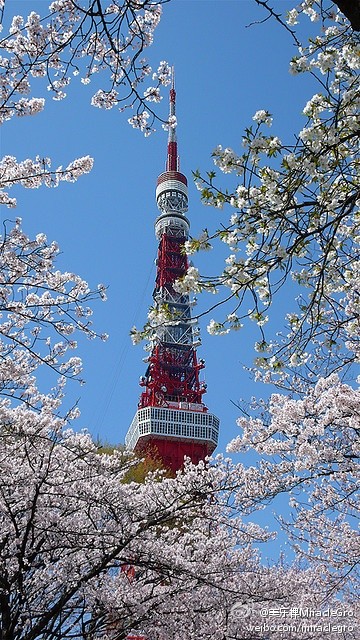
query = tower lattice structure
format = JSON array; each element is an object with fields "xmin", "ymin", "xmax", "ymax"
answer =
[{"xmin": 126, "ymin": 77, "xmax": 219, "ymax": 473}]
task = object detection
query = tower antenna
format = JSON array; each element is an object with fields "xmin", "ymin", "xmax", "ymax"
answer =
[{"xmin": 166, "ymin": 66, "xmax": 178, "ymax": 171}]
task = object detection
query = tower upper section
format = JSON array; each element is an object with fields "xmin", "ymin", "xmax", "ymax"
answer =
[{"xmin": 155, "ymin": 72, "xmax": 189, "ymax": 235}]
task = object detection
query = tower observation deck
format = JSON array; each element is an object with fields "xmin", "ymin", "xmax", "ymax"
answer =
[{"xmin": 125, "ymin": 75, "xmax": 219, "ymax": 473}]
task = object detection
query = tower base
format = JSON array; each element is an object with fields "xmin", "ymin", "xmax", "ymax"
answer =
[
  {"xmin": 126, "ymin": 405, "xmax": 219, "ymax": 473},
  {"xmin": 134, "ymin": 436, "xmax": 212, "ymax": 474}
]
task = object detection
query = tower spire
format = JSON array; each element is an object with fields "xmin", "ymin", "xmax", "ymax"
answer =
[{"xmin": 166, "ymin": 67, "xmax": 178, "ymax": 172}]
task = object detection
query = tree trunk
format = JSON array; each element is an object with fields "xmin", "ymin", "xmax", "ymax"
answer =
[{"xmin": 334, "ymin": 0, "xmax": 360, "ymax": 30}]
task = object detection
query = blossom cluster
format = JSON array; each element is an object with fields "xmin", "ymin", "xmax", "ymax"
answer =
[
  {"xmin": 227, "ymin": 373, "xmax": 360, "ymax": 594},
  {"xmin": 0, "ymin": 155, "xmax": 94, "ymax": 207},
  {"xmin": 0, "ymin": 385, "xmax": 356, "ymax": 638},
  {"xmin": 0, "ymin": 3, "xmax": 171, "ymax": 134},
  {"xmin": 183, "ymin": 3, "xmax": 359, "ymax": 386},
  {"xmin": 0, "ymin": 220, "xmax": 107, "ymax": 401}
]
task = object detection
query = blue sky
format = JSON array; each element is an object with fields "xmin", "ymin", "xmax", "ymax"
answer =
[{"xmin": 2, "ymin": 0, "xmax": 314, "ymax": 458}]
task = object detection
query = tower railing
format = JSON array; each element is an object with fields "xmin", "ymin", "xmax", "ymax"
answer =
[{"xmin": 126, "ymin": 406, "xmax": 219, "ymax": 452}]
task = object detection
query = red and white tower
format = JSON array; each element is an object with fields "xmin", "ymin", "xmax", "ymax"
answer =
[{"xmin": 125, "ymin": 75, "xmax": 219, "ymax": 473}]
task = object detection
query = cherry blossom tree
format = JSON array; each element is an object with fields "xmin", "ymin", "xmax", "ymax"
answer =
[
  {"xmin": 1, "ymin": 392, "xmax": 358, "ymax": 640},
  {"xmin": 0, "ymin": 397, "xmax": 236, "ymax": 639},
  {"xmin": 0, "ymin": 0, "xmax": 170, "ymax": 124},
  {"xmin": 226, "ymin": 373, "xmax": 360, "ymax": 599},
  {"xmin": 0, "ymin": 392, "xmax": 266, "ymax": 638},
  {"xmin": 0, "ymin": 1, "xmax": 174, "ymax": 208},
  {"xmin": 0, "ymin": 218, "xmax": 109, "ymax": 407}
]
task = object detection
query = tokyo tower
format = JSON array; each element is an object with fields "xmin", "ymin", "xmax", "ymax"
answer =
[{"xmin": 125, "ymin": 75, "xmax": 219, "ymax": 473}]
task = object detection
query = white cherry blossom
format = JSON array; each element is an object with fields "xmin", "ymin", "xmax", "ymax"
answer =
[
  {"xmin": 186, "ymin": 2, "xmax": 359, "ymax": 389},
  {"xmin": 0, "ymin": 2, "xmax": 172, "ymax": 135}
]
